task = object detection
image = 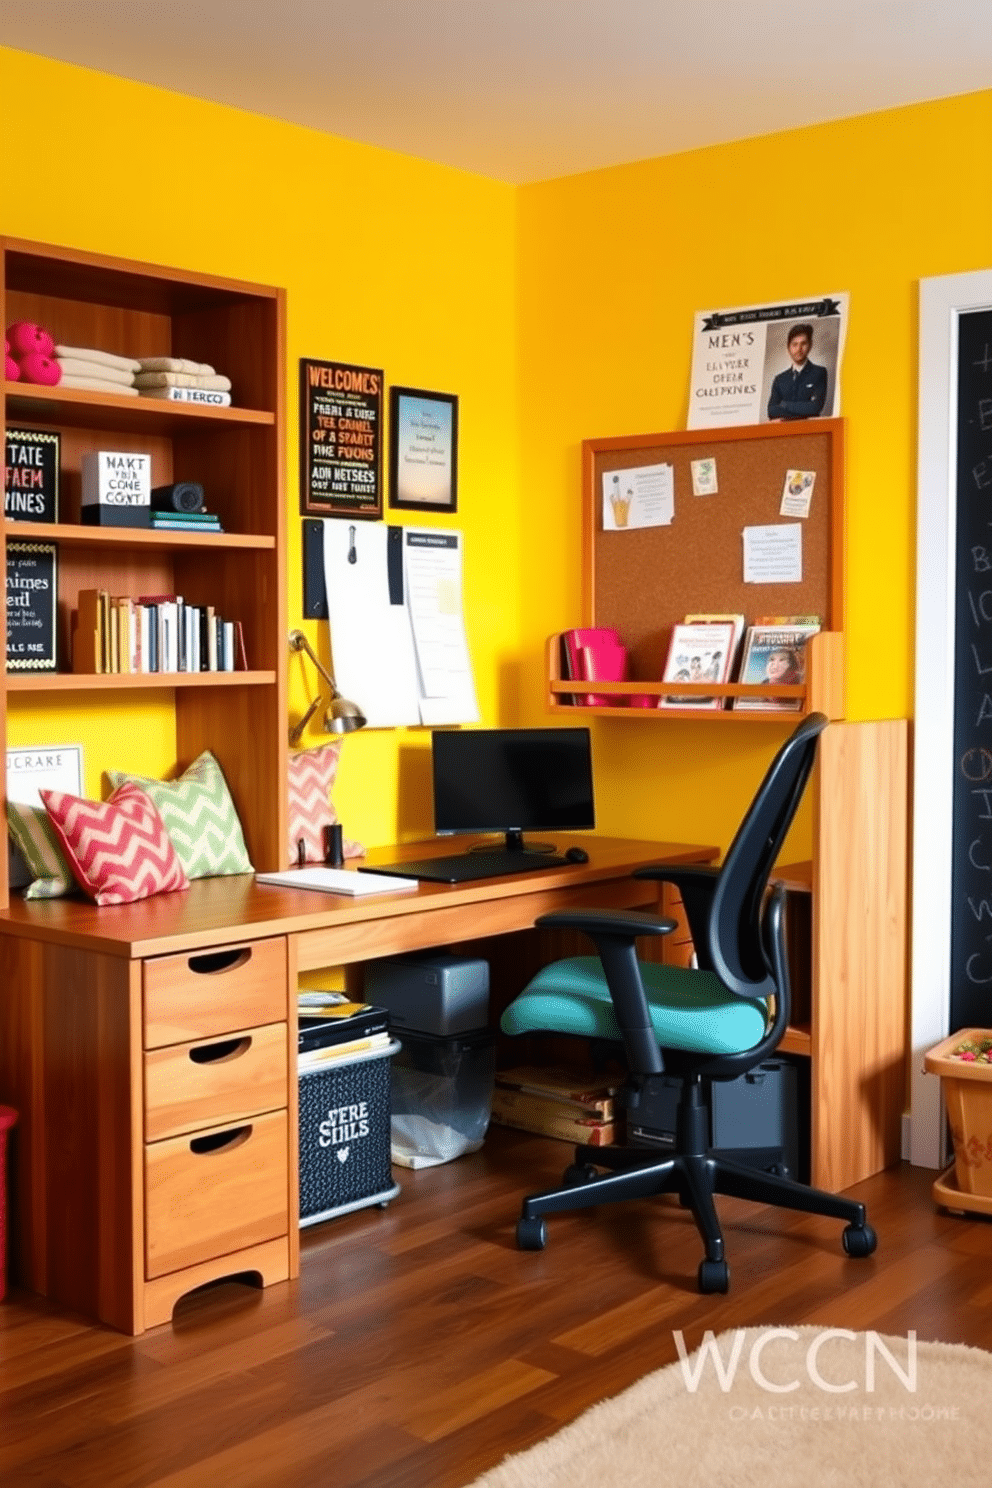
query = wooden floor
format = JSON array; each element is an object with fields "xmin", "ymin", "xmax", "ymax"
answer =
[{"xmin": 1, "ymin": 1127, "xmax": 990, "ymax": 1488}]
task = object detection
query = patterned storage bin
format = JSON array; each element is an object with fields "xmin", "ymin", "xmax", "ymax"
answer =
[{"xmin": 299, "ymin": 1041, "xmax": 400, "ymax": 1227}]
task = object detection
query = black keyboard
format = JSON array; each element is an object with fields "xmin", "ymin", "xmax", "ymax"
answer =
[{"xmin": 360, "ymin": 852, "xmax": 571, "ymax": 884}]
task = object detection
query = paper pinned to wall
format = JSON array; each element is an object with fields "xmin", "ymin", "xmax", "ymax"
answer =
[
  {"xmin": 742, "ymin": 522, "xmax": 803, "ymax": 583},
  {"xmin": 322, "ymin": 520, "xmax": 421, "ymax": 727},
  {"xmin": 404, "ymin": 529, "xmax": 479, "ymax": 725},
  {"xmin": 320, "ymin": 521, "xmax": 478, "ymax": 728}
]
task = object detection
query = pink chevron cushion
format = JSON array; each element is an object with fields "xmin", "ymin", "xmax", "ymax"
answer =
[
  {"xmin": 40, "ymin": 782, "xmax": 189, "ymax": 906},
  {"xmin": 287, "ymin": 743, "xmax": 364, "ymax": 867}
]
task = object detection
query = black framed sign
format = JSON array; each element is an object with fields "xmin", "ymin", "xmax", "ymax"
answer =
[
  {"xmin": 5, "ymin": 428, "xmax": 60, "ymax": 523},
  {"xmin": 6, "ymin": 541, "xmax": 57, "ymax": 671},
  {"xmin": 299, "ymin": 358, "xmax": 383, "ymax": 519},
  {"xmin": 389, "ymin": 386, "xmax": 458, "ymax": 513}
]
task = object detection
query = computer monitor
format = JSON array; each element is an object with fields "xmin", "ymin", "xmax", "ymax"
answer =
[{"xmin": 431, "ymin": 727, "xmax": 595, "ymax": 853}]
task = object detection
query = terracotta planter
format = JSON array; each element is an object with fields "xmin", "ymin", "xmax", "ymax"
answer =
[{"xmin": 924, "ymin": 1029, "xmax": 992, "ymax": 1202}]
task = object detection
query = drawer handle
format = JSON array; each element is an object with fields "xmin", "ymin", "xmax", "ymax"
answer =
[
  {"xmin": 189, "ymin": 1036, "xmax": 252, "ymax": 1066},
  {"xmin": 189, "ymin": 1125, "xmax": 252, "ymax": 1156},
  {"xmin": 186, "ymin": 948, "xmax": 252, "ymax": 977}
]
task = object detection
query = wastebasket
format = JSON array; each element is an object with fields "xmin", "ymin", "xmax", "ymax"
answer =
[
  {"xmin": 0, "ymin": 1106, "xmax": 17, "ymax": 1301},
  {"xmin": 390, "ymin": 1028, "xmax": 496, "ymax": 1169}
]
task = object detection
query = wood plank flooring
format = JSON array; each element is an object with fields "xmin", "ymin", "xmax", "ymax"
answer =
[{"xmin": 1, "ymin": 1127, "xmax": 989, "ymax": 1488}]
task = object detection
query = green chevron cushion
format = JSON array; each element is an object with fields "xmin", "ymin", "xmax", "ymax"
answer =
[
  {"xmin": 7, "ymin": 797, "xmax": 78, "ymax": 899},
  {"xmin": 105, "ymin": 750, "xmax": 252, "ymax": 879}
]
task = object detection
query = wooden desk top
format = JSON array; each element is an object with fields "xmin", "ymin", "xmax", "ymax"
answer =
[{"xmin": 0, "ymin": 835, "xmax": 717, "ymax": 960}]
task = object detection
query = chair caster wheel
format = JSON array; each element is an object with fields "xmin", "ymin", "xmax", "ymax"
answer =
[
  {"xmin": 517, "ymin": 1217, "xmax": 547, "ymax": 1251},
  {"xmin": 842, "ymin": 1222, "xmax": 877, "ymax": 1258},
  {"xmin": 698, "ymin": 1259, "xmax": 729, "ymax": 1293},
  {"xmin": 563, "ymin": 1163, "xmax": 598, "ymax": 1187}
]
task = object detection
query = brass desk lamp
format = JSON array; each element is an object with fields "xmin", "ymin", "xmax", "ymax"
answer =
[{"xmin": 288, "ymin": 629, "xmax": 366, "ymax": 744}]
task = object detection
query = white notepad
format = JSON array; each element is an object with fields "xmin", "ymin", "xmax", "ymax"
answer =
[{"xmin": 255, "ymin": 867, "xmax": 418, "ymax": 896}]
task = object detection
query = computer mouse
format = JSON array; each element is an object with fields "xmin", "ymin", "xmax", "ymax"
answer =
[{"xmin": 564, "ymin": 846, "xmax": 589, "ymax": 863}]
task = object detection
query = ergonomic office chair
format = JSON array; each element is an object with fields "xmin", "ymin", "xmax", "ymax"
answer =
[{"xmin": 500, "ymin": 713, "xmax": 877, "ymax": 1293}]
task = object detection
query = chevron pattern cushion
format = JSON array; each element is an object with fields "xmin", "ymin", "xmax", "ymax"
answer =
[
  {"xmin": 105, "ymin": 751, "xmax": 252, "ymax": 879},
  {"xmin": 6, "ymin": 798, "xmax": 77, "ymax": 899},
  {"xmin": 41, "ymin": 782, "xmax": 189, "ymax": 906},
  {"xmin": 287, "ymin": 743, "xmax": 364, "ymax": 866}
]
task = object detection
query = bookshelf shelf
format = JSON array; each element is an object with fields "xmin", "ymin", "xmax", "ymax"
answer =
[
  {"xmin": 6, "ymin": 670, "xmax": 277, "ymax": 692},
  {"xmin": 3, "ymin": 380, "xmax": 274, "ymax": 433},
  {"xmin": 4, "ymin": 520, "xmax": 275, "ymax": 551}
]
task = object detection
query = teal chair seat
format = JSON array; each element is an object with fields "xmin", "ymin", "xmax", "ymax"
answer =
[{"xmin": 501, "ymin": 955, "xmax": 768, "ymax": 1056}]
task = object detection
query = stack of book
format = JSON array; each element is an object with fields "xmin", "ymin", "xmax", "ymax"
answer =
[
  {"xmin": 490, "ymin": 1065, "xmax": 620, "ymax": 1146},
  {"xmin": 297, "ymin": 991, "xmax": 391, "ymax": 1068},
  {"xmin": 71, "ymin": 588, "xmax": 246, "ymax": 674},
  {"xmin": 150, "ymin": 509, "xmax": 224, "ymax": 534}
]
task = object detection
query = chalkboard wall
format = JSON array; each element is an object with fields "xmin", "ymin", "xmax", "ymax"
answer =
[{"xmin": 950, "ymin": 306, "xmax": 992, "ymax": 1028}]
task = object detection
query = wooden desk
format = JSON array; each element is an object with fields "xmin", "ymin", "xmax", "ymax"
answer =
[{"xmin": 0, "ymin": 834, "xmax": 714, "ymax": 1334}]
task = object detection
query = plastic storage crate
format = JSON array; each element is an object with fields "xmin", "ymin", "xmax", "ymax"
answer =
[{"xmin": 299, "ymin": 1041, "xmax": 400, "ymax": 1228}]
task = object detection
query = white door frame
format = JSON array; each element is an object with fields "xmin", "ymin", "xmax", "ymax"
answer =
[{"xmin": 912, "ymin": 269, "xmax": 992, "ymax": 1167}]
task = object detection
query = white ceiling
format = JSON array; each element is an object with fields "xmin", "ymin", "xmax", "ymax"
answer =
[{"xmin": 2, "ymin": 0, "xmax": 991, "ymax": 183}]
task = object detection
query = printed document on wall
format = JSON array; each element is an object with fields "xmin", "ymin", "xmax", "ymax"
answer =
[
  {"xmin": 322, "ymin": 521, "xmax": 421, "ymax": 727},
  {"xmin": 404, "ymin": 529, "xmax": 479, "ymax": 725}
]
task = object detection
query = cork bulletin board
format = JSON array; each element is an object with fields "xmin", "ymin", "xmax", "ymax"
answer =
[{"xmin": 582, "ymin": 419, "xmax": 845, "ymax": 683}]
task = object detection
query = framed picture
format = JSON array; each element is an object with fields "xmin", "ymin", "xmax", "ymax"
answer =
[
  {"xmin": 6, "ymin": 541, "xmax": 57, "ymax": 672},
  {"xmin": 299, "ymin": 358, "xmax": 383, "ymax": 520},
  {"xmin": 5, "ymin": 428, "xmax": 60, "ymax": 523},
  {"xmin": 389, "ymin": 387, "xmax": 458, "ymax": 513}
]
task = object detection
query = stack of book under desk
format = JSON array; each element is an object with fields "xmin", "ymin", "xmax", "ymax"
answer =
[{"xmin": 490, "ymin": 1066, "xmax": 620, "ymax": 1146}]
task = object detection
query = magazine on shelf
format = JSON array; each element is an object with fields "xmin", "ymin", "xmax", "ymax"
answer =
[
  {"xmin": 682, "ymin": 612, "xmax": 746, "ymax": 674},
  {"xmin": 732, "ymin": 622, "xmax": 820, "ymax": 711},
  {"xmin": 657, "ymin": 622, "xmax": 735, "ymax": 710}
]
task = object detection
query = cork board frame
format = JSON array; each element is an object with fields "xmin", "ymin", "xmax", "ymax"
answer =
[{"xmin": 582, "ymin": 419, "xmax": 845, "ymax": 684}]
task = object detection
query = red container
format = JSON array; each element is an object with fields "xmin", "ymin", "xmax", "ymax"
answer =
[{"xmin": 0, "ymin": 1107, "xmax": 18, "ymax": 1300}]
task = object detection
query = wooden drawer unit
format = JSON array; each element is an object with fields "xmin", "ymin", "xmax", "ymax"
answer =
[
  {"xmin": 145, "ymin": 1108, "xmax": 289, "ymax": 1278},
  {"xmin": 144, "ymin": 1021, "xmax": 289, "ymax": 1142},
  {"xmin": 143, "ymin": 936, "xmax": 288, "ymax": 1048}
]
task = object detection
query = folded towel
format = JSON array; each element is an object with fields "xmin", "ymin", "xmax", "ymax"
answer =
[
  {"xmin": 57, "ymin": 356, "xmax": 135, "ymax": 387},
  {"xmin": 137, "ymin": 356, "xmax": 215, "ymax": 375},
  {"xmin": 57, "ymin": 374, "xmax": 140, "ymax": 396},
  {"xmin": 134, "ymin": 371, "xmax": 232, "ymax": 391},
  {"xmin": 55, "ymin": 345, "xmax": 141, "ymax": 374}
]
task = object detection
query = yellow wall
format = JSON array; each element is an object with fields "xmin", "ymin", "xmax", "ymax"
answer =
[
  {"xmin": 0, "ymin": 47, "xmax": 518, "ymax": 846},
  {"xmin": 517, "ymin": 89, "xmax": 992, "ymax": 855},
  {"xmin": 4, "ymin": 43, "xmax": 992, "ymax": 860}
]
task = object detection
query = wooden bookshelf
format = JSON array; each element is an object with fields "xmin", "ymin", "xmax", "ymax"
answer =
[{"xmin": 0, "ymin": 236, "xmax": 288, "ymax": 906}]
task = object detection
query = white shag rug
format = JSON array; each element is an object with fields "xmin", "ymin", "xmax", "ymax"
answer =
[{"xmin": 465, "ymin": 1326, "xmax": 989, "ymax": 1488}]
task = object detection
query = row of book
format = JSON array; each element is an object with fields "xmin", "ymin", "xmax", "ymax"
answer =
[
  {"xmin": 489, "ymin": 1065, "xmax": 620, "ymax": 1146},
  {"xmin": 560, "ymin": 615, "xmax": 820, "ymax": 713},
  {"xmin": 71, "ymin": 588, "xmax": 246, "ymax": 675}
]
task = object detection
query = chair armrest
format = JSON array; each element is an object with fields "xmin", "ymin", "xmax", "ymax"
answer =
[
  {"xmin": 632, "ymin": 863, "xmax": 719, "ymax": 970},
  {"xmin": 534, "ymin": 908, "xmax": 677, "ymax": 938}
]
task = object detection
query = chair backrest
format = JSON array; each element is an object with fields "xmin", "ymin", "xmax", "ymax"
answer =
[{"xmin": 705, "ymin": 713, "xmax": 827, "ymax": 1002}]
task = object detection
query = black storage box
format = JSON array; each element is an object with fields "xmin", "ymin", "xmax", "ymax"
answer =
[
  {"xmin": 391, "ymin": 1028, "xmax": 496, "ymax": 1168},
  {"xmin": 299, "ymin": 1042, "xmax": 400, "ymax": 1227},
  {"xmin": 624, "ymin": 1057, "xmax": 803, "ymax": 1179}
]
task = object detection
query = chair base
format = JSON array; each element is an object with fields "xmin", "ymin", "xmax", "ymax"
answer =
[{"xmin": 516, "ymin": 1142, "xmax": 877, "ymax": 1292}]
